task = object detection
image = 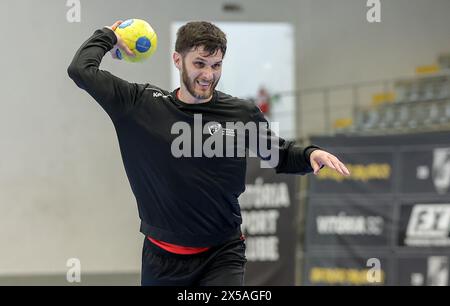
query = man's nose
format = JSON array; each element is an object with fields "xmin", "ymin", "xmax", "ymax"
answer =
[{"xmin": 200, "ymin": 67, "xmax": 214, "ymax": 80}]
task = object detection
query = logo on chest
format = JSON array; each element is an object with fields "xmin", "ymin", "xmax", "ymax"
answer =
[{"xmin": 208, "ymin": 123, "xmax": 236, "ymax": 137}]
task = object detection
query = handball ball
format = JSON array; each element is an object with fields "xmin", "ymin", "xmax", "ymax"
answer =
[{"xmin": 114, "ymin": 19, "xmax": 158, "ymax": 63}]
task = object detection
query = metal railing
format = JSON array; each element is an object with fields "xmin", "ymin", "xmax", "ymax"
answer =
[{"xmin": 289, "ymin": 72, "xmax": 450, "ymax": 138}]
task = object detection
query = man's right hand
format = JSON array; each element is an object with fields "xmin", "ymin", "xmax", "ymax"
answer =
[{"xmin": 105, "ymin": 20, "xmax": 135, "ymax": 59}]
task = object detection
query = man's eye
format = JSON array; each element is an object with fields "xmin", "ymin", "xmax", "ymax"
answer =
[
  {"xmin": 213, "ymin": 64, "xmax": 222, "ymax": 69},
  {"xmin": 194, "ymin": 62, "xmax": 205, "ymax": 68}
]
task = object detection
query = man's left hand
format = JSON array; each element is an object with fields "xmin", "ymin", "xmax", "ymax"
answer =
[{"xmin": 309, "ymin": 149, "xmax": 350, "ymax": 176}]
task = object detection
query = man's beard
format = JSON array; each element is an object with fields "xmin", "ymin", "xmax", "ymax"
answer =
[{"xmin": 181, "ymin": 61, "xmax": 219, "ymax": 100}]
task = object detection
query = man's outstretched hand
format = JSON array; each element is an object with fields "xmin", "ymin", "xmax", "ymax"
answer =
[
  {"xmin": 309, "ymin": 149, "xmax": 350, "ymax": 176},
  {"xmin": 105, "ymin": 20, "xmax": 135, "ymax": 59}
]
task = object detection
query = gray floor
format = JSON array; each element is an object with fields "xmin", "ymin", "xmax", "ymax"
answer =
[{"xmin": 0, "ymin": 273, "xmax": 140, "ymax": 286}]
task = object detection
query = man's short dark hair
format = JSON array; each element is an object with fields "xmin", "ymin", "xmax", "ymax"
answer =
[{"xmin": 175, "ymin": 21, "xmax": 227, "ymax": 57}]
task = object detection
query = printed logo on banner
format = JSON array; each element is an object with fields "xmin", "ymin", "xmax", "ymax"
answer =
[
  {"xmin": 309, "ymin": 151, "xmax": 394, "ymax": 195},
  {"xmin": 306, "ymin": 203, "xmax": 391, "ymax": 247},
  {"xmin": 405, "ymin": 204, "xmax": 450, "ymax": 247},
  {"xmin": 399, "ymin": 256, "xmax": 449, "ymax": 286},
  {"xmin": 427, "ymin": 256, "xmax": 449, "ymax": 286},
  {"xmin": 240, "ymin": 177, "xmax": 290, "ymax": 262},
  {"xmin": 432, "ymin": 148, "xmax": 450, "ymax": 195},
  {"xmin": 316, "ymin": 162, "xmax": 391, "ymax": 183},
  {"xmin": 306, "ymin": 258, "xmax": 387, "ymax": 285},
  {"xmin": 240, "ymin": 158, "xmax": 297, "ymax": 285},
  {"xmin": 316, "ymin": 212, "xmax": 384, "ymax": 236}
]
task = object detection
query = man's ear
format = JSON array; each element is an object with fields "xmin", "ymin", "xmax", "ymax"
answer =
[{"xmin": 173, "ymin": 52, "xmax": 182, "ymax": 70}]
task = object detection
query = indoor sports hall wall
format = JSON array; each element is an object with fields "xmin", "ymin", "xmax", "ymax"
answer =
[{"xmin": 0, "ymin": 0, "xmax": 308, "ymax": 280}]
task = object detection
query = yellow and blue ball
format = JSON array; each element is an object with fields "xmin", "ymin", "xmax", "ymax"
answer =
[{"xmin": 114, "ymin": 19, "xmax": 158, "ymax": 63}]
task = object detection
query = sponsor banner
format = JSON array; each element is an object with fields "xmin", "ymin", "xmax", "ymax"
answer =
[
  {"xmin": 399, "ymin": 202, "xmax": 450, "ymax": 247},
  {"xmin": 309, "ymin": 152, "xmax": 395, "ymax": 194},
  {"xmin": 303, "ymin": 255, "xmax": 390, "ymax": 286},
  {"xmin": 307, "ymin": 132, "xmax": 450, "ymax": 285},
  {"xmin": 397, "ymin": 255, "xmax": 450, "ymax": 286},
  {"xmin": 239, "ymin": 158, "xmax": 297, "ymax": 285},
  {"xmin": 305, "ymin": 200, "xmax": 393, "ymax": 247},
  {"xmin": 400, "ymin": 148, "xmax": 450, "ymax": 195}
]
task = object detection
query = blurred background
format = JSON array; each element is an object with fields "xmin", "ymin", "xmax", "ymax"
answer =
[{"xmin": 0, "ymin": 0, "xmax": 449, "ymax": 285}]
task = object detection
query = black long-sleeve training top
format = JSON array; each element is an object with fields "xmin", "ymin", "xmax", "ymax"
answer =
[{"xmin": 67, "ymin": 28, "xmax": 318, "ymax": 247}]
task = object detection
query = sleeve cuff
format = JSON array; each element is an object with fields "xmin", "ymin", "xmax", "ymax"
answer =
[
  {"xmin": 101, "ymin": 27, "xmax": 118, "ymax": 47},
  {"xmin": 303, "ymin": 145, "xmax": 322, "ymax": 168}
]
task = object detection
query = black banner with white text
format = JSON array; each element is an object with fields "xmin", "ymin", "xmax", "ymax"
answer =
[{"xmin": 306, "ymin": 131, "xmax": 450, "ymax": 286}]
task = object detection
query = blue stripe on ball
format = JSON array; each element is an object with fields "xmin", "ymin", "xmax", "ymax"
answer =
[
  {"xmin": 118, "ymin": 19, "xmax": 134, "ymax": 29},
  {"xmin": 136, "ymin": 37, "xmax": 151, "ymax": 53},
  {"xmin": 115, "ymin": 48, "xmax": 123, "ymax": 60}
]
